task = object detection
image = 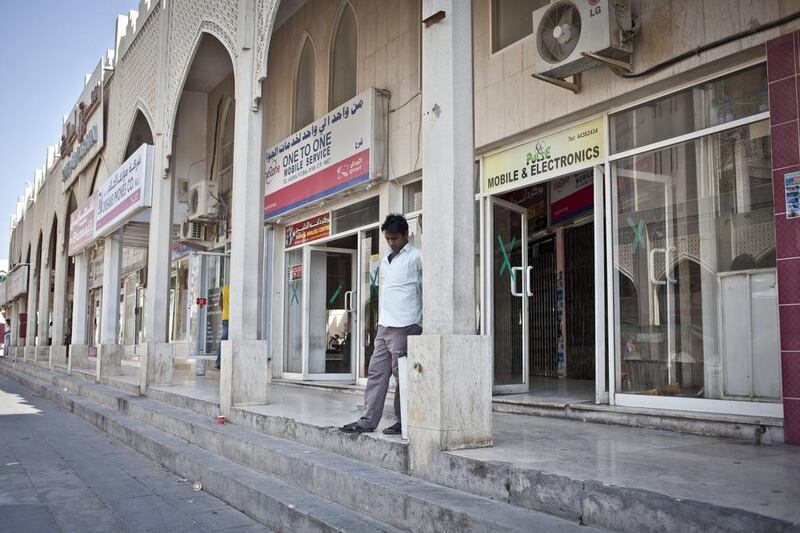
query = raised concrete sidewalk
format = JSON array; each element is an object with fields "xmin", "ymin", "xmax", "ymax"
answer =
[{"xmin": 3, "ymin": 358, "xmax": 799, "ymax": 533}]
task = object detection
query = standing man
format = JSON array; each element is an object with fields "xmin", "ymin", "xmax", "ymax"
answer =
[{"xmin": 341, "ymin": 214, "xmax": 422, "ymax": 435}]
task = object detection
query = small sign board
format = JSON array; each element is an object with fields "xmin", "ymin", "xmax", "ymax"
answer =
[
  {"xmin": 786, "ymin": 171, "xmax": 800, "ymax": 219},
  {"xmin": 285, "ymin": 212, "xmax": 331, "ymax": 248}
]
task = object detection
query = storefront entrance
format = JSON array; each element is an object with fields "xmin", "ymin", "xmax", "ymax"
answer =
[
  {"xmin": 283, "ymin": 227, "xmax": 380, "ymax": 383},
  {"xmin": 488, "ymin": 170, "xmax": 602, "ymax": 401}
]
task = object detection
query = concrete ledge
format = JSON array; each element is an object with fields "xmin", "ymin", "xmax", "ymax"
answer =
[
  {"xmin": 68, "ymin": 345, "xmax": 89, "ymax": 375},
  {"xmin": 97, "ymin": 344, "xmax": 122, "ymax": 379},
  {"xmin": 49, "ymin": 345, "xmax": 67, "ymax": 369},
  {"xmin": 0, "ymin": 361, "xmax": 404, "ymax": 533},
  {"xmin": 36, "ymin": 346, "xmax": 50, "ymax": 364},
  {"xmin": 140, "ymin": 342, "xmax": 174, "ymax": 394},
  {"xmin": 24, "ymin": 346, "xmax": 36, "ymax": 362},
  {"xmin": 220, "ymin": 339, "xmax": 269, "ymax": 415},
  {"xmin": 493, "ymin": 399, "xmax": 785, "ymax": 444}
]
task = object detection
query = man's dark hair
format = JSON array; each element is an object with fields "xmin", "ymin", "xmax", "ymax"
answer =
[{"xmin": 381, "ymin": 213, "xmax": 409, "ymax": 234}]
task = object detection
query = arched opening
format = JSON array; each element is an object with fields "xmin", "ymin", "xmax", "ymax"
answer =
[
  {"xmin": 330, "ymin": 2, "xmax": 358, "ymax": 109},
  {"xmin": 168, "ymin": 32, "xmax": 235, "ymax": 372},
  {"xmin": 294, "ymin": 35, "xmax": 316, "ymax": 131},
  {"xmin": 62, "ymin": 192, "xmax": 78, "ymax": 347},
  {"xmin": 32, "ymin": 232, "xmax": 43, "ymax": 343},
  {"xmin": 46, "ymin": 216, "xmax": 59, "ymax": 345},
  {"xmin": 124, "ymin": 110, "xmax": 155, "ymax": 160}
]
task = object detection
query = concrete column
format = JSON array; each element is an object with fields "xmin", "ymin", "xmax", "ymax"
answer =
[
  {"xmin": 25, "ymin": 248, "xmax": 39, "ymax": 362},
  {"xmin": 50, "ymin": 225, "xmax": 69, "ymax": 368},
  {"xmin": 9, "ymin": 301, "xmax": 18, "ymax": 359},
  {"xmin": 16, "ymin": 298, "xmax": 27, "ymax": 362},
  {"xmin": 35, "ymin": 242, "xmax": 53, "ymax": 365},
  {"xmin": 139, "ymin": 2, "xmax": 174, "ymax": 395},
  {"xmin": 97, "ymin": 232, "xmax": 123, "ymax": 379},
  {"xmin": 220, "ymin": 19, "xmax": 268, "ymax": 415},
  {"xmin": 407, "ymin": 0, "xmax": 492, "ymax": 480},
  {"xmin": 68, "ymin": 251, "xmax": 90, "ymax": 374},
  {"xmin": 141, "ymin": 144, "xmax": 174, "ymax": 393}
]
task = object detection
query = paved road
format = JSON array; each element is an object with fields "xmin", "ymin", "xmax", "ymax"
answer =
[{"xmin": 0, "ymin": 373, "xmax": 271, "ymax": 533}]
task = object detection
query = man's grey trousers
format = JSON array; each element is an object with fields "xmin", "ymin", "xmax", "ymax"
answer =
[{"xmin": 359, "ymin": 324, "xmax": 422, "ymax": 430}]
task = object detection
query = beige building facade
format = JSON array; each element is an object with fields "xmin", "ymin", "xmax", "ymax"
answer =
[{"xmin": 2, "ymin": 0, "xmax": 800, "ymax": 448}]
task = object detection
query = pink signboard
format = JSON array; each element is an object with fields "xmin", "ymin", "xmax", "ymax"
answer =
[
  {"xmin": 94, "ymin": 144, "xmax": 154, "ymax": 237},
  {"xmin": 68, "ymin": 195, "xmax": 95, "ymax": 256}
]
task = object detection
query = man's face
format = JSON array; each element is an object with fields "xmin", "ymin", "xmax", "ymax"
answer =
[{"xmin": 384, "ymin": 231, "xmax": 408, "ymax": 254}]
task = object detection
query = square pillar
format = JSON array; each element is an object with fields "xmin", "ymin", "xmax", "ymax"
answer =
[
  {"xmin": 221, "ymin": 40, "xmax": 269, "ymax": 413},
  {"xmin": 97, "ymin": 231, "xmax": 123, "ymax": 380},
  {"xmin": 50, "ymin": 226, "xmax": 68, "ymax": 349},
  {"xmin": 767, "ymin": 32, "xmax": 800, "ymax": 444},
  {"xmin": 408, "ymin": 0, "xmax": 492, "ymax": 480},
  {"xmin": 68, "ymin": 252, "xmax": 90, "ymax": 374}
]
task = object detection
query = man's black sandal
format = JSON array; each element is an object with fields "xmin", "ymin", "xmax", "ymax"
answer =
[
  {"xmin": 340, "ymin": 422, "xmax": 372, "ymax": 433},
  {"xmin": 382, "ymin": 422, "xmax": 402, "ymax": 435}
]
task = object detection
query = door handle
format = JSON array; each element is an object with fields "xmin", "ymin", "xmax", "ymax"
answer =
[
  {"xmin": 510, "ymin": 266, "xmax": 524, "ymax": 297},
  {"xmin": 649, "ymin": 248, "xmax": 667, "ymax": 286},
  {"xmin": 344, "ymin": 290, "xmax": 353, "ymax": 312},
  {"xmin": 526, "ymin": 265, "xmax": 534, "ymax": 297}
]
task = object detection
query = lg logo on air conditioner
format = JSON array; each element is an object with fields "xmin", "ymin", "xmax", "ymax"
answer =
[{"xmin": 588, "ymin": 0, "xmax": 601, "ymax": 17}]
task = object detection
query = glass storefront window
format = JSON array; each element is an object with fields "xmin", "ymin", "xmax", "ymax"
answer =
[
  {"xmin": 610, "ymin": 64, "xmax": 769, "ymax": 154},
  {"xmin": 611, "ymin": 120, "xmax": 780, "ymax": 401},
  {"xmin": 403, "ymin": 180, "xmax": 423, "ymax": 213},
  {"xmin": 331, "ymin": 196, "xmax": 379, "ymax": 234},
  {"xmin": 284, "ymin": 249, "xmax": 303, "ymax": 373},
  {"xmin": 169, "ymin": 259, "xmax": 189, "ymax": 342}
]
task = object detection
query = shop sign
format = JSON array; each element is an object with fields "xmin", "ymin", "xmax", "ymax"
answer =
[
  {"xmin": 285, "ymin": 212, "xmax": 331, "ymax": 248},
  {"xmin": 290, "ymin": 264, "xmax": 303, "ymax": 280},
  {"xmin": 94, "ymin": 144, "xmax": 155, "ymax": 238},
  {"xmin": 264, "ymin": 88, "xmax": 382, "ymax": 220},
  {"xmin": 61, "ymin": 59, "xmax": 105, "ymax": 189},
  {"xmin": 785, "ymin": 171, "xmax": 800, "ymax": 219},
  {"xmin": 171, "ymin": 242, "xmax": 194, "ymax": 261},
  {"xmin": 482, "ymin": 117, "xmax": 604, "ymax": 196},
  {"xmin": 8, "ymin": 265, "xmax": 29, "ymax": 300},
  {"xmin": 68, "ymin": 194, "xmax": 95, "ymax": 256},
  {"xmin": 550, "ymin": 170, "xmax": 594, "ymax": 224}
]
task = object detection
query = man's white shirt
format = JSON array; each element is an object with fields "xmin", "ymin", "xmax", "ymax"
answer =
[{"xmin": 378, "ymin": 242, "xmax": 422, "ymax": 327}]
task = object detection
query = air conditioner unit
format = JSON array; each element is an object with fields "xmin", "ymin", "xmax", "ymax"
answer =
[
  {"xmin": 179, "ymin": 219, "xmax": 207, "ymax": 243},
  {"xmin": 532, "ymin": 0, "xmax": 634, "ymax": 80},
  {"xmin": 188, "ymin": 181, "xmax": 219, "ymax": 221}
]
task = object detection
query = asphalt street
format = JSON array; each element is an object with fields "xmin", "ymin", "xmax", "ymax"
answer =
[{"xmin": 0, "ymin": 372, "xmax": 271, "ymax": 533}]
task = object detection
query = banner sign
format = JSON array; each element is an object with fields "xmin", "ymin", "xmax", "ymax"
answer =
[
  {"xmin": 94, "ymin": 144, "xmax": 155, "ymax": 237},
  {"xmin": 264, "ymin": 89, "xmax": 381, "ymax": 220},
  {"xmin": 550, "ymin": 170, "xmax": 594, "ymax": 223},
  {"xmin": 68, "ymin": 195, "xmax": 96, "ymax": 256},
  {"xmin": 8, "ymin": 265, "xmax": 29, "ymax": 300},
  {"xmin": 482, "ymin": 118, "xmax": 604, "ymax": 196},
  {"xmin": 285, "ymin": 212, "xmax": 331, "ymax": 248},
  {"xmin": 61, "ymin": 59, "xmax": 105, "ymax": 189}
]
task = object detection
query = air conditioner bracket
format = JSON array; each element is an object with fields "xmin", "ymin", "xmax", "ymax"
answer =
[
  {"xmin": 581, "ymin": 51, "xmax": 633, "ymax": 73},
  {"xmin": 530, "ymin": 72, "xmax": 581, "ymax": 94}
]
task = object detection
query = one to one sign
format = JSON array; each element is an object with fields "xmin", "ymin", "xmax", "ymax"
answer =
[
  {"xmin": 785, "ymin": 171, "xmax": 800, "ymax": 219},
  {"xmin": 285, "ymin": 212, "xmax": 331, "ymax": 248},
  {"xmin": 8, "ymin": 265, "xmax": 29, "ymax": 300},
  {"xmin": 68, "ymin": 194, "xmax": 95, "ymax": 256},
  {"xmin": 94, "ymin": 144, "xmax": 155, "ymax": 237},
  {"xmin": 550, "ymin": 170, "xmax": 594, "ymax": 223},
  {"xmin": 264, "ymin": 89, "xmax": 383, "ymax": 220},
  {"xmin": 61, "ymin": 59, "xmax": 105, "ymax": 189},
  {"xmin": 482, "ymin": 117, "xmax": 605, "ymax": 196}
]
